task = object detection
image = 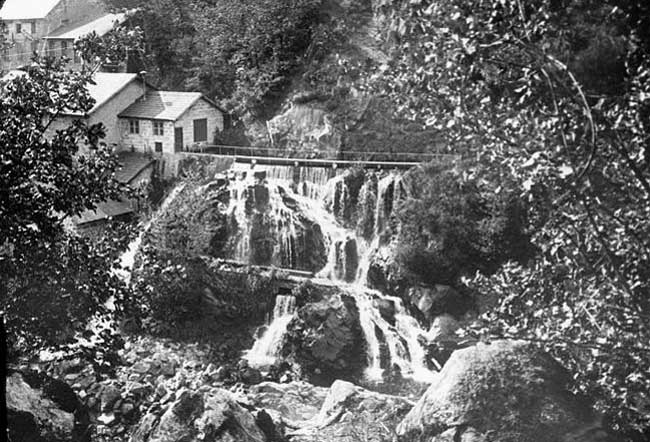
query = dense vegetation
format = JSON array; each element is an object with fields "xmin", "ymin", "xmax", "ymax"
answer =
[
  {"xmin": 0, "ymin": 59, "xmax": 131, "ymax": 369},
  {"xmin": 368, "ymin": 0, "xmax": 650, "ymax": 436},
  {"xmin": 3, "ymin": 0, "xmax": 650, "ymax": 438},
  {"xmin": 395, "ymin": 164, "xmax": 532, "ymax": 287},
  {"xmin": 104, "ymin": 0, "xmax": 325, "ymax": 118}
]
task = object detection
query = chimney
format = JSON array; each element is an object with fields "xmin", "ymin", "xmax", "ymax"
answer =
[{"xmin": 139, "ymin": 70, "xmax": 147, "ymax": 100}]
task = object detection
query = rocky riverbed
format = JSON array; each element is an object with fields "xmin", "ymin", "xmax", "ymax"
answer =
[{"xmin": 8, "ymin": 335, "xmax": 623, "ymax": 442}]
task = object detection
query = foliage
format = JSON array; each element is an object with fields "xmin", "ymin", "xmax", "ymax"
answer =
[
  {"xmin": 144, "ymin": 177, "xmax": 229, "ymax": 259},
  {"xmin": 188, "ymin": 0, "xmax": 323, "ymax": 117},
  {"xmin": 74, "ymin": 26, "xmax": 144, "ymax": 72},
  {"xmin": 0, "ymin": 58, "xmax": 131, "ymax": 362},
  {"xmin": 371, "ymin": 0, "xmax": 650, "ymax": 435},
  {"xmin": 103, "ymin": 0, "xmax": 324, "ymax": 117},
  {"xmin": 395, "ymin": 164, "xmax": 531, "ymax": 286},
  {"xmin": 132, "ymin": 253, "xmax": 277, "ymax": 334}
]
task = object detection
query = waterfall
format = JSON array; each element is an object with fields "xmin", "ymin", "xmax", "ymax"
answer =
[
  {"xmin": 116, "ymin": 184, "xmax": 186, "ymax": 281},
  {"xmin": 236, "ymin": 162, "xmax": 435, "ymax": 383},
  {"xmin": 245, "ymin": 295, "xmax": 297, "ymax": 367}
]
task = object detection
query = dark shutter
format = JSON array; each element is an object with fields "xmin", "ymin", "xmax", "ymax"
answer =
[{"xmin": 193, "ymin": 118, "xmax": 207, "ymax": 142}]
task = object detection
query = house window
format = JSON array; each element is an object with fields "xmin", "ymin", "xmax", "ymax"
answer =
[
  {"xmin": 193, "ymin": 118, "xmax": 207, "ymax": 142},
  {"xmin": 61, "ymin": 40, "xmax": 68, "ymax": 57},
  {"xmin": 15, "ymin": 23, "xmax": 21, "ymax": 34},
  {"xmin": 154, "ymin": 142, "xmax": 163, "ymax": 153},
  {"xmin": 153, "ymin": 121, "xmax": 164, "ymax": 136},
  {"xmin": 129, "ymin": 120, "xmax": 139, "ymax": 134},
  {"xmin": 30, "ymin": 22, "xmax": 36, "ymax": 34}
]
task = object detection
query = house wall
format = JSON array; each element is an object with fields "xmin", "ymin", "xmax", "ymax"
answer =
[
  {"xmin": 90, "ymin": 80, "xmax": 145, "ymax": 149},
  {"xmin": 175, "ymin": 99, "xmax": 224, "ymax": 150},
  {"xmin": 1, "ymin": 0, "xmax": 104, "ymax": 69},
  {"xmin": 43, "ymin": 79, "xmax": 143, "ymax": 153},
  {"xmin": 119, "ymin": 119, "xmax": 175, "ymax": 155}
]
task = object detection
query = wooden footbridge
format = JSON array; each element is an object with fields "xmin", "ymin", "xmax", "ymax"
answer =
[{"xmin": 180, "ymin": 144, "xmax": 460, "ymax": 169}]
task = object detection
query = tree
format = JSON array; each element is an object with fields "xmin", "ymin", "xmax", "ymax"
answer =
[
  {"xmin": 0, "ymin": 58, "xmax": 131, "ymax": 365},
  {"xmin": 395, "ymin": 164, "xmax": 531, "ymax": 286},
  {"xmin": 369, "ymin": 0, "xmax": 650, "ymax": 436}
]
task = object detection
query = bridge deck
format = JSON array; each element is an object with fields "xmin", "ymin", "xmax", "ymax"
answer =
[{"xmin": 179, "ymin": 144, "xmax": 459, "ymax": 169}]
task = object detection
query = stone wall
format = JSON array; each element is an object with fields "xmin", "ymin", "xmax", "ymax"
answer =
[
  {"xmin": 120, "ymin": 119, "xmax": 174, "ymax": 155},
  {"xmin": 93, "ymin": 80, "xmax": 145, "ymax": 148},
  {"xmin": 175, "ymin": 98, "xmax": 224, "ymax": 150}
]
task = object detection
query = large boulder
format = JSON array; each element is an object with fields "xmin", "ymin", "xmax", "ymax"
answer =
[
  {"xmin": 408, "ymin": 284, "xmax": 471, "ymax": 324},
  {"xmin": 7, "ymin": 372, "xmax": 77, "ymax": 442},
  {"xmin": 282, "ymin": 292, "xmax": 365, "ymax": 383},
  {"xmin": 397, "ymin": 340, "xmax": 620, "ymax": 442},
  {"xmin": 266, "ymin": 104, "xmax": 341, "ymax": 154},
  {"xmin": 289, "ymin": 380, "xmax": 414, "ymax": 442},
  {"xmin": 130, "ymin": 388, "xmax": 267, "ymax": 442},
  {"xmin": 247, "ymin": 381, "xmax": 329, "ymax": 427}
]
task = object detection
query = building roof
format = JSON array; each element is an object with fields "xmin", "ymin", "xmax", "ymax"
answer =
[
  {"xmin": 118, "ymin": 91, "xmax": 218, "ymax": 121},
  {"xmin": 88, "ymin": 73, "xmax": 141, "ymax": 114},
  {"xmin": 74, "ymin": 199, "xmax": 134, "ymax": 226},
  {"xmin": 115, "ymin": 152, "xmax": 155, "ymax": 184},
  {"xmin": 44, "ymin": 12, "xmax": 128, "ymax": 40},
  {"xmin": 60, "ymin": 72, "xmax": 142, "ymax": 116},
  {"xmin": 0, "ymin": 0, "xmax": 61, "ymax": 20}
]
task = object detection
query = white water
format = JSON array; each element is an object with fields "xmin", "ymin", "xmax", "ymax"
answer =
[
  {"xmin": 40, "ymin": 183, "xmax": 186, "ymax": 362},
  {"xmin": 234, "ymin": 163, "xmax": 435, "ymax": 382},
  {"xmin": 114, "ymin": 183, "xmax": 186, "ymax": 285},
  {"xmin": 245, "ymin": 295, "xmax": 297, "ymax": 366}
]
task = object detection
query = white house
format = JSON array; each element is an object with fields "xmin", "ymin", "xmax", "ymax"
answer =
[
  {"xmin": 45, "ymin": 72, "xmax": 152, "ymax": 152},
  {"xmin": 118, "ymin": 91, "xmax": 225, "ymax": 154},
  {"xmin": 0, "ymin": 0, "xmax": 106, "ymax": 70},
  {"xmin": 42, "ymin": 11, "xmax": 129, "ymax": 69}
]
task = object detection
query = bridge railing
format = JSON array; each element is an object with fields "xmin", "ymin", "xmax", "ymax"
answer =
[{"xmin": 182, "ymin": 144, "xmax": 459, "ymax": 164}]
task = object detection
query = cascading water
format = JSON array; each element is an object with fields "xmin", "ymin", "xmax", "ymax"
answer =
[
  {"xmin": 234, "ymin": 162, "xmax": 435, "ymax": 383},
  {"xmin": 39, "ymin": 183, "xmax": 189, "ymax": 362},
  {"xmin": 115, "ymin": 183, "xmax": 186, "ymax": 284},
  {"xmin": 245, "ymin": 295, "xmax": 297, "ymax": 367}
]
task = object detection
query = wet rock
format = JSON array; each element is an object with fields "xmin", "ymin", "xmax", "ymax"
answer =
[
  {"xmin": 248, "ymin": 381, "xmax": 328, "ymax": 424},
  {"xmin": 131, "ymin": 388, "xmax": 267, "ymax": 442},
  {"xmin": 253, "ymin": 170, "xmax": 268, "ymax": 182},
  {"xmin": 397, "ymin": 340, "xmax": 621, "ymax": 442},
  {"xmin": 288, "ymin": 380, "xmax": 413, "ymax": 442},
  {"xmin": 132, "ymin": 361, "xmax": 151, "ymax": 374},
  {"xmin": 100, "ymin": 385, "xmax": 122, "ymax": 412},
  {"xmin": 408, "ymin": 284, "xmax": 470, "ymax": 324},
  {"xmin": 160, "ymin": 361, "xmax": 176, "ymax": 377},
  {"xmin": 240, "ymin": 367, "xmax": 263, "ymax": 385},
  {"xmin": 7, "ymin": 373, "xmax": 76, "ymax": 442},
  {"xmin": 373, "ymin": 297, "xmax": 396, "ymax": 325},
  {"xmin": 120, "ymin": 402, "xmax": 136, "ymax": 420},
  {"xmin": 283, "ymin": 292, "xmax": 365, "ymax": 383},
  {"xmin": 426, "ymin": 314, "xmax": 459, "ymax": 342}
]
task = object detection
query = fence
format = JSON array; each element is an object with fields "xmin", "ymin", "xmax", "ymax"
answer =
[{"xmin": 182, "ymin": 144, "xmax": 460, "ymax": 165}]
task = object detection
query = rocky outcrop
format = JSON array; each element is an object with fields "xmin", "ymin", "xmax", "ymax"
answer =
[
  {"xmin": 287, "ymin": 380, "xmax": 414, "ymax": 442},
  {"xmin": 283, "ymin": 292, "xmax": 365, "ymax": 383},
  {"xmin": 7, "ymin": 372, "xmax": 82, "ymax": 442},
  {"xmin": 267, "ymin": 104, "xmax": 341, "ymax": 155},
  {"xmin": 247, "ymin": 381, "xmax": 329, "ymax": 427},
  {"xmin": 397, "ymin": 340, "xmax": 620, "ymax": 442},
  {"xmin": 131, "ymin": 388, "xmax": 267, "ymax": 442},
  {"xmin": 408, "ymin": 284, "xmax": 472, "ymax": 324}
]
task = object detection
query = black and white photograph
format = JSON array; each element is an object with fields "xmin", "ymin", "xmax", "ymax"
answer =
[{"xmin": 1, "ymin": 1, "xmax": 649, "ymax": 441}]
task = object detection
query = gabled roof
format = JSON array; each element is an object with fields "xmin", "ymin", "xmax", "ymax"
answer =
[
  {"xmin": 118, "ymin": 91, "xmax": 222, "ymax": 121},
  {"xmin": 74, "ymin": 199, "xmax": 133, "ymax": 226},
  {"xmin": 0, "ymin": 0, "xmax": 61, "ymax": 20},
  {"xmin": 44, "ymin": 12, "xmax": 128, "ymax": 40},
  {"xmin": 115, "ymin": 152, "xmax": 155, "ymax": 184},
  {"xmin": 62, "ymin": 72, "xmax": 143, "ymax": 116}
]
